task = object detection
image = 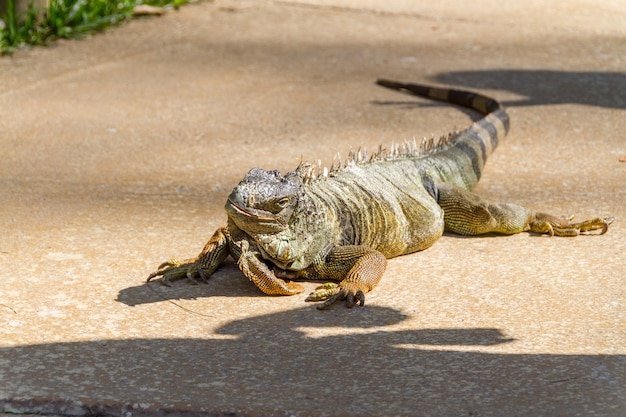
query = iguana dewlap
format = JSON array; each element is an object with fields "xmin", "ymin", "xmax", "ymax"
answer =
[{"xmin": 148, "ymin": 79, "xmax": 613, "ymax": 309}]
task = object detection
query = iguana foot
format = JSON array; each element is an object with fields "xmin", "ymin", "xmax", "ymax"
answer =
[
  {"xmin": 305, "ymin": 282, "xmax": 366, "ymax": 310},
  {"xmin": 148, "ymin": 259, "xmax": 209, "ymax": 286},
  {"xmin": 148, "ymin": 227, "xmax": 230, "ymax": 286},
  {"xmin": 531, "ymin": 214, "xmax": 614, "ymax": 237}
]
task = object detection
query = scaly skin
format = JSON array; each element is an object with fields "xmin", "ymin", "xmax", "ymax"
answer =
[{"xmin": 148, "ymin": 79, "xmax": 614, "ymax": 309}]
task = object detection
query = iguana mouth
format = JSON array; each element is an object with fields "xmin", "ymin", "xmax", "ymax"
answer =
[
  {"xmin": 226, "ymin": 198, "xmax": 273, "ymax": 219},
  {"xmin": 226, "ymin": 198, "xmax": 287, "ymax": 231}
]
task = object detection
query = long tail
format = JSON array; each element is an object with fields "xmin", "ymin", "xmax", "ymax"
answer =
[{"xmin": 375, "ymin": 79, "xmax": 510, "ymax": 190}]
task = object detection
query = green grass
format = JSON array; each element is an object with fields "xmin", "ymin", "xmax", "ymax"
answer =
[{"xmin": 0, "ymin": 0, "xmax": 190, "ymax": 54}]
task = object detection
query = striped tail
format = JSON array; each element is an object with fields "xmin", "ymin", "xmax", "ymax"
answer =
[{"xmin": 375, "ymin": 79, "xmax": 510, "ymax": 190}]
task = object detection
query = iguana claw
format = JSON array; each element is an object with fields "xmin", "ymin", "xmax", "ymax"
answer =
[
  {"xmin": 147, "ymin": 227, "xmax": 230, "ymax": 287},
  {"xmin": 305, "ymin": 282, "xmax": 339, "ymax": 301},
  {"xmin": 573, "ymin": 216, "xmax": 614, "ymax": 235},
  {"xmin": 345, "ymin": 290, "xmax": 366, "ymax": 308},
  {"xmin": 147, "ymin": 259, "xmax": 206, "ymax": 286},
  {"xmin": 306, "ymin": 282, "xmax": 366, "ymax": 309},
  {"xmin": 532, "ymin": 215, "xmax": 615, "ymax": 237}
]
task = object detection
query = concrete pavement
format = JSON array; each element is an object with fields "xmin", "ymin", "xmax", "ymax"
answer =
[{"xmin": 1, "ymin": 1, "xmax": 625, "ymax": 416}]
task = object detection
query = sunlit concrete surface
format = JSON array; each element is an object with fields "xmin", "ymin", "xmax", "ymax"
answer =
[{"xmin": 1, "ymin": 1, "xmax": 625, "ymax": 416}]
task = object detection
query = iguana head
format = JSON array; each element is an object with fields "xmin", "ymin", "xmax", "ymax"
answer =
[
  {"xmin": 225, "ymin": 167, "xmax": 326, "ymax": 270},
  {"xmin": 225, "ymin": 167, "xmax": 302, "ymax": 234}
]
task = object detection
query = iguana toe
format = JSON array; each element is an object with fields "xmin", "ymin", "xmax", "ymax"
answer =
[
  {"xmin": 306, "ymin": 282, "xmax": 366, "ymax": 309},
  {"xmin": 147, "ymin": 259, "xmax": 206, "ymax": 286},
  {"xmin": 345, "ymin": 290, "xmax": 365, "ymax": 308},
  {"xmin": 576, "ymin": 216, "xmax": 614, "ymax": 234},
  {"xmin": 305, "ymin": 282, "xmax": 339, "ymax": 303},
  {"xmin": 531, "ymin": 214, "xmax": 614, "ymax": 237},
  {"xmin": 198, "ymin": 268, "xmax": 210, "ymax": 283},
  {"xmin": 186, "ymin": 270, "xmax": 199, "ymax": 285}
]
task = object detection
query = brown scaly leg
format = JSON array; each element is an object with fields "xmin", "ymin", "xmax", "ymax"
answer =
[
  {"xmin": 437, "ymin": 183, "xmax": 614, "ymax": 237},
  {"xmin": 234, "ymin": 239, "xmax": 304, "ymax": 295},
  {"xmin": 148, "ymin": 226, "xmax": 230, "ymax": 286},
  {"xmin": 149, "ymin": 225, "xmax": 304, "ymax": 295},
  {"xmin": 301, "ymin": 245, "xmax": 387, "ymax": 309}
]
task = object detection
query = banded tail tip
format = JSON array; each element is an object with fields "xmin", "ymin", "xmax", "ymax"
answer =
[
  {"xmin": 376, "ymin": 78, "xmax": 405, "ymax": 90},
  {"xmin": 375, "ymin": 79, "xmax": 431, "ymax": 98}
]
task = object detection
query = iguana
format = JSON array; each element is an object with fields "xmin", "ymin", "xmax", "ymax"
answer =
[{"xmin": 148, "ymin": 79, "xmax": 613, "ymax": 309}]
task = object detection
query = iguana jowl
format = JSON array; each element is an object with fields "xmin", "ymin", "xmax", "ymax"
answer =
[{"xmin": 149, "ymin": 79, "xmax": 614, "ymax": 309}]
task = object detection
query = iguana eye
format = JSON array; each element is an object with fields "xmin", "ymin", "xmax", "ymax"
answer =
[{"xmin": 275, "ymin": 197, "xmax": 290, "ymax": 208}]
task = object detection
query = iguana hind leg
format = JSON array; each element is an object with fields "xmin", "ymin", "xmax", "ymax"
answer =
[
  {"xmin": 148, "ymin": 227, "xmax": 230, "ymax": 286},
  {"xmin": 437, "ymin": 183, "xmax": 614, "ymax": 236},
  {"xmin": 303, "ymin": 246, "xmax": 387, "ymax": 309}
]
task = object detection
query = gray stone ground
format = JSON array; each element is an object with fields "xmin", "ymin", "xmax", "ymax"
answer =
[{"xmin": 1, "ymin": 1, "xmax": 625, "ymax": 416}]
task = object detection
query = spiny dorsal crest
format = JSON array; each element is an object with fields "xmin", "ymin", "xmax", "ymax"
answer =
[{"xmin": 294, "ymin": 130, "xmax": 462, "ymax": 184}]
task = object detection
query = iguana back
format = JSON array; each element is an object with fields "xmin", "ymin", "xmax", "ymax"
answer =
[{"xmin": 301, "ymin": 79, "xmax": 511, "ymax": 259}]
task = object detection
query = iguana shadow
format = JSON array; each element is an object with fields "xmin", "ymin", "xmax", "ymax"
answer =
[
  {"xmin": 434, "ymin": 70, "xmax": 626, "ymax": 109},
  {"xmin": 2, "ymin": 305, "xmax": 623, "ymax": 416},
  {"xmin": 371, "ymin": 70, "xmax": 626, "ymax": 118}
]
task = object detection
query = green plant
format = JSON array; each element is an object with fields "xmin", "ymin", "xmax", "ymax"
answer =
[{"xmin": 1, "ymin": 0, "xmax": 189, "ymax": 54}]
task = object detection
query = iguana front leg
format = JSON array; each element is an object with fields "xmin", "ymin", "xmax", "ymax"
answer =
[
  {"xmin": 233, "ymin": 238, "xmax": 304, "ymax": 295},
  {"xmin": 148, "ymin": 227, "xmax": 230, "ymax": 286},
  {"xmin": 149, "ymin": 225, "xmax": 304, "ymax": 295},
  {"xmin": 300, "ymin": 245, "xmax": 387, "ymax": 309},
  {"xmin": 437, "ymin": 183, "xmax": 614, "ymax": 236}
]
